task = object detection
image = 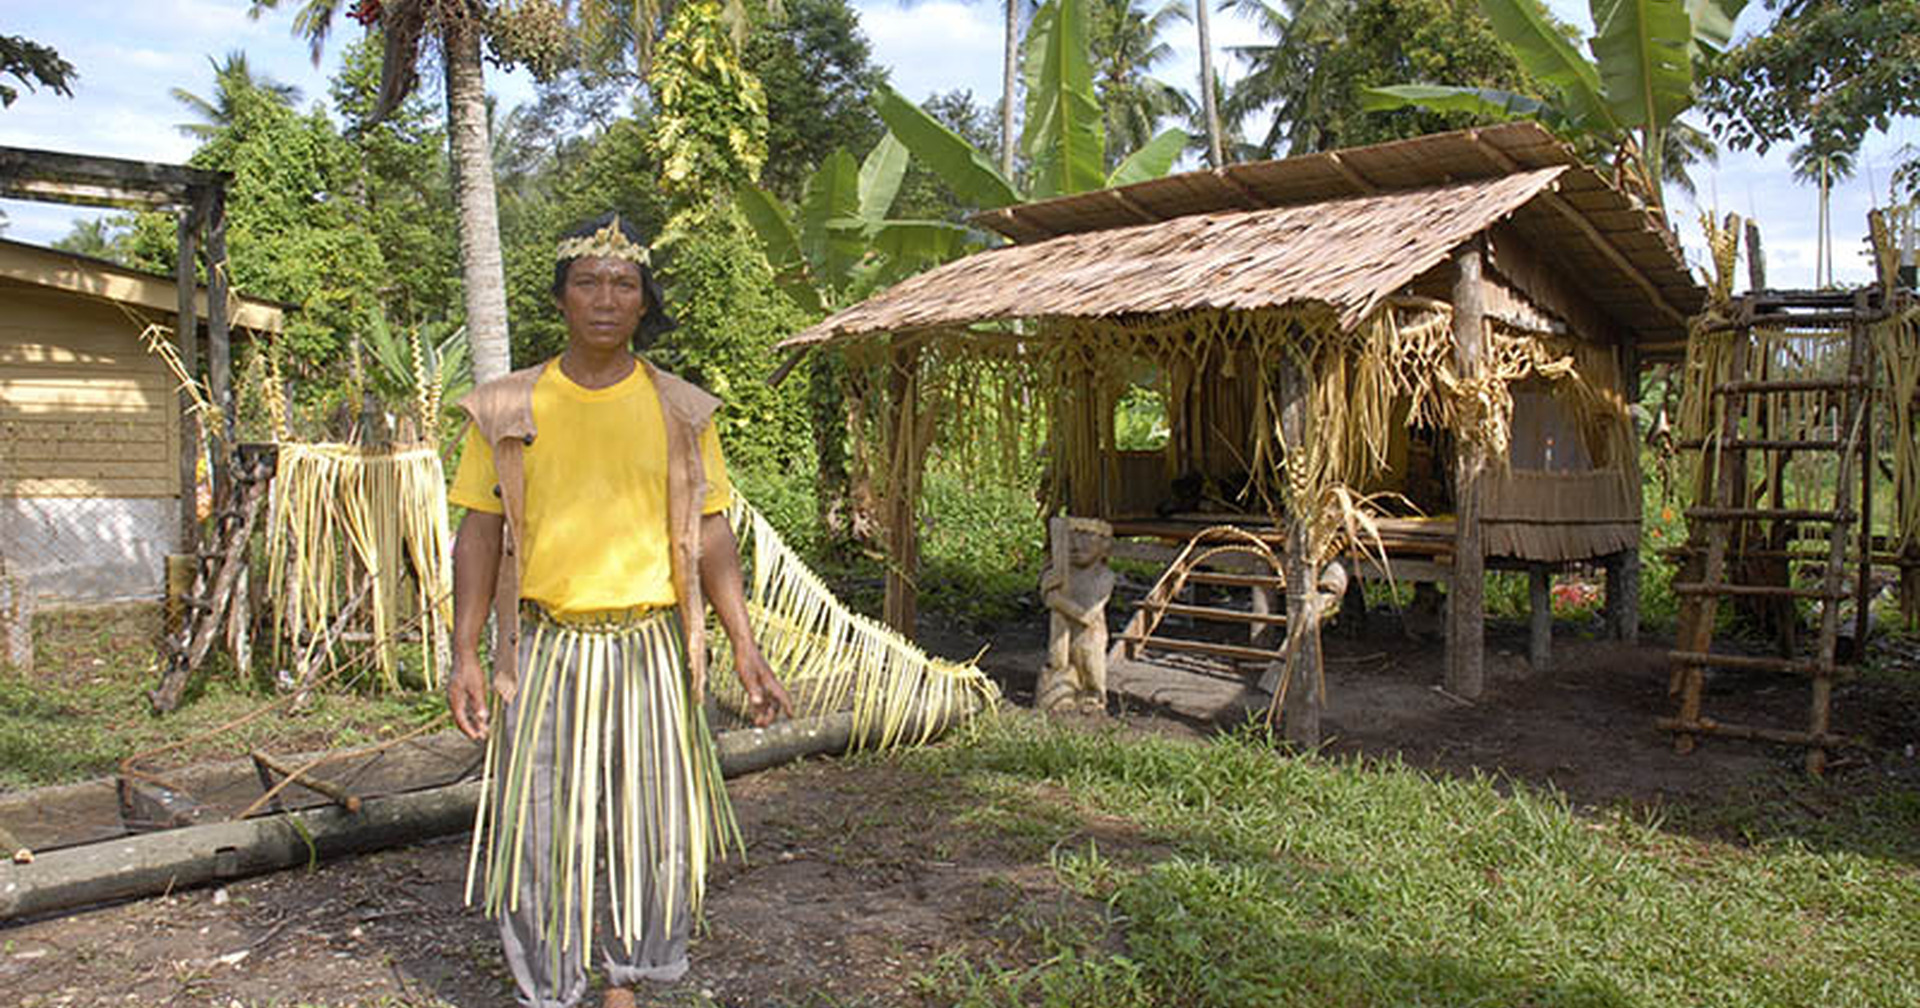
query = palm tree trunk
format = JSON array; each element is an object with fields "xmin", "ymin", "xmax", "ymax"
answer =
[
  {"xmin": 443, "ymin": 16, "xmax": 512, "ymax": 384},
  {"xmin": 1195, "ymin": 0, "xmax": 1223, "ymax": 168},
  {"xmin": 1002, "ymin": 0, "xmax": 1019, "ymax": 180}
]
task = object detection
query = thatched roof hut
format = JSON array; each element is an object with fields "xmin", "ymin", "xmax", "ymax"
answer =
[{"xmin": 779, "ymin": 122, "xmax": 1703, "ymax": 732}]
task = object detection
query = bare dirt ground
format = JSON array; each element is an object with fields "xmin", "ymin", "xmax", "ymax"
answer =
[{"xmin": 6, "ymin": 606, "xmax": 1918, "ymax": 1008}]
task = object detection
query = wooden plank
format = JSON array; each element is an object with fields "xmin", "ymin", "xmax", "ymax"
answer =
[
  {"xmin": 0, "ymin": 457, "xmax": 173, "ymax": 479},
  {"xmin": 1119, "ymin": 633, "xmax": 1283, "ymax": 664},
  {"xmin": 1150, "ymin": 601, "xmax": 1290, "ymax": 626},
  {"xmin": 1655, "ymin": 717, "xmax": 1860, "ymax": 749},
  {"xmin": 2, "ymin": 476, "xmax": 177, "ymax": 497},
  {"xmin": 1671, "ymin": 582, "xmax": 1851, "ymax": 600},
  {"xmin": 1666, "ymin": 651, "xmax": 1851, "ymax": 676},
  {"xmin": 0, "ymin": 438, "xmax": 171, "ymax": 462},
  {"xmin": 0, "ymin": 416, "xmax": 169, "ymax": 443}
]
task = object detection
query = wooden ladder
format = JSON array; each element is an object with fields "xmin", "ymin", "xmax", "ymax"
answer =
[
  {"xmin": 1665, "ymin": 290, "xmax": 1878, "ymax": 774},
  {"xmin": 1114, "ymin": 526, "xmax": 1289, "ymax": 679}
]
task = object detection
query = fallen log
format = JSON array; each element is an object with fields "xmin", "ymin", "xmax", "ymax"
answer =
[{"xmin": 0, "ymin": 705, "xmax": 974, "ymax": 922}]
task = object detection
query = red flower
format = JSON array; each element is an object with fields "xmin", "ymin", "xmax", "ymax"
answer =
[{"xmin": 349, "ymin": 0, "xmax": 383, "ymax": 27}]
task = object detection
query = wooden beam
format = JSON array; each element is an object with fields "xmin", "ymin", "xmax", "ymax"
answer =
[
  {"xmin": 1467, "ymin": 134, "xmax": 1688, "ymax": 330},
  {"xmin": 882, "ymin": 337, "xmax": 924, "ymax": 635},
  {"xmin": 0, "ymin": 145, "xmax": 227, "ymax": 211},
  {"xmin": 1446, "ymin": 241, "xmax": 1487, "ymax": 700},
  {"xmin": 1276, "ymin": 352, "xmax": 1322, "ymax": 745},
  {"xmin": 1528, "ymin": 563, "xmax": 1552, "ymax": 671},
  {"xmin": 1211, "ymin": 168, "xmax": 1269, "ymax": 211},
  {"xmin": 204, "ymin": 186, "xmax": 234, "ymax": 502},
  {"xmin": 1324, "ymin": 151, "xmax": 1377, "ymax": 194},
  {"xmin": 1106, "ymin": 187, "xmax": 1161, "ymax": 224},
  {"xmin": 174, "ymin": 205, "xmax": 201, "ymax": 557}
]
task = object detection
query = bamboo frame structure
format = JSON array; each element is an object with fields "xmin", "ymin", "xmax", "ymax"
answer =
[{"xmin": 1666, "ymin": 211, "xmax": 1918, "ymax": 774}]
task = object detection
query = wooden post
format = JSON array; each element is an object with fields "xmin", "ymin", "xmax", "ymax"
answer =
[
  {"xmin": 1611, "ymin": 342, "xmax": 1644, "ymax": 643},
  {"xmin": 1528, "ymin": 563, "xmax": 1551, "ymax": 672},
  {"xmin": 204, "ymin": 186, "xmax": 234, "ymax": 505},
  {"xmin": 1606, "ymin": 549, "xmax": 1641, "ymax": 643},
  {"xmin": 1250, "ymin": 584, "xmax": 1279, "ymax": 649},
  {"xmin": 1745, "ymin": 219, "xmax": 1767, "ymax": 293},
  {"xmin": 0, "ymin": 559, "xmax": 31, "ymax": 675},
  {"xmin": 1446, "ymin": 242, "xmax": 1487, "ymax": 700},
  {"xmin": 174, "ymin": 199, "xmax": 202, "ymax": 557},
  {"xmin": 882, "ymin": 337, "xmax": 923, "ymax": 636},
  {"xmin": 1277, "ymin": 350, "xmax": 1321, "ymax": 746}
]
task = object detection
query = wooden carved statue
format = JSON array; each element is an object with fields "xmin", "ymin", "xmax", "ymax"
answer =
[{"xmin": 1037, "ymin": 516, "xmax": 1114, "ymax": 713}]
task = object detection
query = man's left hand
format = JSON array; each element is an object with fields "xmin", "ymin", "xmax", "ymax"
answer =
[{"xmin": 733, "ymin": 645, "xmax": 794, "ymax": 727}]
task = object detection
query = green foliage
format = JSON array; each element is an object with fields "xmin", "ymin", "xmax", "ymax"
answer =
[
  {"xmin": 1113, "ymin": 384, "xmax": 1168, "ymax": 450},
  {"xmin": 1363, "ymin": 0, "xmax": 1747, "ymax": 205},
  {"xmin": 331, "ymin": 33, "xmax": 461, "ymax": 329},
  {"xmin": 655, "ymin": 209, "xmax": 812, "ymax": 475},
  {"xmin": 1023, "ymin": 0, "xmax": 1110, "ymax": 198},
  {"xmin": 1698, "ymin": 0, "xmax": 1920, "ymax": 194},
  {"xmin": 129, "ymin": 75, "xmax": 387, "ymax": 373},
  {"xmin": 1317, "ymin": 0, "xmax": 1551, "ymax": 147},
  {"xmin": 0, "ymin": 33, "xmax": 75, "ymax": 106},
  {"xmin": 918, "ymin": 462, "xmax": 1048, "ymax": 627},
  {"xmin": 50, "ymin": 216, "xmax": 136, "ymax": 265},
  {"xmin": 879, "ymin": 0, "xmax": 1186, "ymax": 213},
  {"xmin": 737, "ymin": 133, "xmax": 975, "ymax": 314},
  {"xmin": 647, "ymin": 0, "xmax": 770, "ymax": 206},
  {"xmin": 743, "ymin": 0, "xmax": 890, "ymax": 202}
]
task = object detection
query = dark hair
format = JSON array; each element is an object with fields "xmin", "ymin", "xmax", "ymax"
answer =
[{"xmin": 551, "ymin": 211, "xmax": 676, "ymax": 347}]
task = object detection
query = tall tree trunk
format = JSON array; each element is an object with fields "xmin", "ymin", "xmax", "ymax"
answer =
[
  {"xmin": 1002, "ymin": 0, "xmax": 1020, "ymax": 180},
  {"xmin": 443, "ymin": 17, "xmax": 512, "ymax": 384},
  {"xmin": 1195, "ymin": 0, "xmax": 1223, "ymax": 168}
]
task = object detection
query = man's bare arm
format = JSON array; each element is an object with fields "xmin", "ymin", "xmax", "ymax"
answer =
[
  {"xmin": 698, "ymin": 512, "xmax": 793, "ymax": 726},
  {"xmin": 449, "ymin": 510, "xmax": 504, "ymax": 740}
]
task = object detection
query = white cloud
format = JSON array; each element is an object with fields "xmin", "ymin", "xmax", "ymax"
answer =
[{"xmin": 851, "ymin": 1, "xmax": 1003, "ymax": 105}]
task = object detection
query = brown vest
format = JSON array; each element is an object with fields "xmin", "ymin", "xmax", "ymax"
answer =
[{"xmin": 458, "ymin": 357, "xmax": 722, "ymax": 703}]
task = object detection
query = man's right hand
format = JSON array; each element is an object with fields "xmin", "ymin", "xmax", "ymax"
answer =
[{"xmin": 449, "ymin": 653, "xmax": 491, "ymax": 741}]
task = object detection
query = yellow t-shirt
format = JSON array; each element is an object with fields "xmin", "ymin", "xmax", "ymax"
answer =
[{"xmin": 448, "ymin": 360, "xmax": 733, "ymax": 613}]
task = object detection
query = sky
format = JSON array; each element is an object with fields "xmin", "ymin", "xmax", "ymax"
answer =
[{"xmin": 2, "ymin": 0, "xmax": 1915, "ymax": 290}]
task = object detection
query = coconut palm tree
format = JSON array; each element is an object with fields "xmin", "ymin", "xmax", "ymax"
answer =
[
  {"xmin": 170, "ymin": 52, "xmax": 302, "ymax": 140},
  {"xmin": 1090, "ymin": 0, "xmax": 1192, "ymax": 170},
  {"xmin": 1219, "ymin": 0, "xmax": 1351, "ymax": 158},
  {"xmin": 251, "ymin": 0, "xmax": 515, "ymax": 383},
  {"xmin": 1193, "ymin": 0, "xmax": 1225, "ymax": 165},
  {"xmin": 1790, "ymin": 139, "xmax": 1857, "ymax": 288}
]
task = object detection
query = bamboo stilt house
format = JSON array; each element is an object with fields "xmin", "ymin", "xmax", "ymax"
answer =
[{"xmin": 777, "ymin": 122, "xmax": 1703, "ymax": 723}]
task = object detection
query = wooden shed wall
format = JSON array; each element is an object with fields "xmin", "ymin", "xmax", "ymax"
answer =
[{"xmin": 0, "ymin": 282, "xmax": 180, "ymax": 498}]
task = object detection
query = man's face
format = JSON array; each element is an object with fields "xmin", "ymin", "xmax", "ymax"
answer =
[{"xmin": 557, "ymin": 256, "xmax": 647, "ymax": 352}]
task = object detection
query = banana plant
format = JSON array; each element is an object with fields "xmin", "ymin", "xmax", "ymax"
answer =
[
  {"xmin": 737, "ymin": 133, "xmax": 978, "ymax": 313},
  {"xmin": 1362, "ymin": 0, "xmax": 1747, "ymax": 211},
  {"xmin": 876, "ymin": 0, "xmax": 1190, "ymax": 210}
]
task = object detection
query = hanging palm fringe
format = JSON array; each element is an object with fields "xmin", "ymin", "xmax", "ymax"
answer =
[
  {"xmin": 709, "ymin": 500, "xmax": 1001, "ymax": 748},
  {"xmin": 266, "ymin": 443, "xmax": 454, "ymax": 691},
  {"xmin": 464, "ymin": 608, "xmax": 734, "ymax": 970},
  {"xmin": 826, "ymin": 298, "xmax": 1625, "ymax": 711}
]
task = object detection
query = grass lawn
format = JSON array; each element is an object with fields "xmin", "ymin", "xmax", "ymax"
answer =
[
  {"xmin": 902, "ymin": 715, "xmax": 1920, "ymax": 1008},
  {"xmin": 0, "ymin": 603, "xmax": 444, "ymax": 792}
]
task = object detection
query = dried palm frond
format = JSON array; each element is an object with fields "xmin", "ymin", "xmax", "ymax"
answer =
[
  {"xmin": 709, "ymin": 500, "xmax": 999, "ymax": 748},
  {"xmin": 135, "ymin": 320, "xmax": 223, "ymax": 436},
  {"xmin": 267, "ymin": 443, "xmax": 453, "ymax": 690}
]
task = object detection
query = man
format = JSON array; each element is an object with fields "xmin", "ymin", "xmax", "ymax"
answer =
[{"xmin": 447, "ymin": 211, "xmax": 792, "ymax": 1008}]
